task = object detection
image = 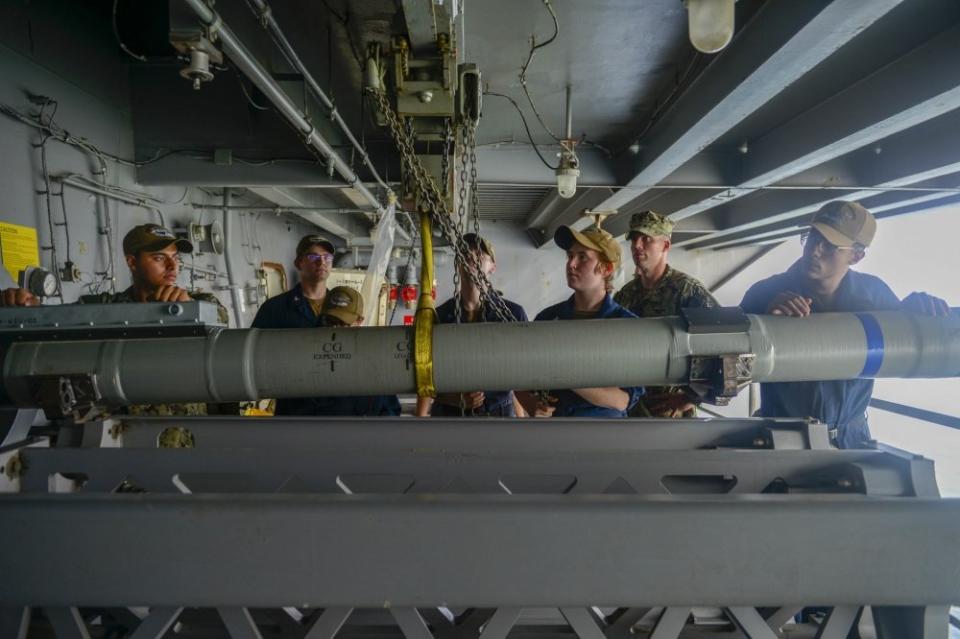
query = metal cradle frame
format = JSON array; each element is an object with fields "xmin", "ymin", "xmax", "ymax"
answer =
[{"xmin": 0, "ymin": 416, "xmax": 956, "ymax": 639}]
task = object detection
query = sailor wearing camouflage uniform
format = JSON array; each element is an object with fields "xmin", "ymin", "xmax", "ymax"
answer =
[
  {"xmin": 81, "ymin": 224, "xmax": 231, "ymax": 436},
  {"xmin": 614, "ymin": 210, "xmax": 717, "ymax": 418}
]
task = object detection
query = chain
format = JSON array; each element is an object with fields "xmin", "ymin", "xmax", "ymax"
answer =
[
  {"xmin": 368, "ymin": 87, "xmax": 518, "ymax": 326},
  {"xmin": 368, "ymin": 87, "xmax": 553, "ymax": 412},
  {"xmin": 467, "ymin": 123, "xmax": 482, "ymax": 237}
]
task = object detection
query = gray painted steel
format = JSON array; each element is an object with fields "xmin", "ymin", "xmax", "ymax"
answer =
[
  {"xmin": 1, "ymin": 494, "xmax": 958, "ymax": 607},
  {"xmin": 98, "ymin": 416, "xmax": 830, "ymax": 451},
  {"xmin": 0, "ymin": 301, "xmax": 223, "ymax": 331},
  {"xmin": 2, "ymin": 311, "xmax": 958, "ymax": 406},
  {"xmin": 17, "ymin": 447, "xmax": 933, "ymax": 497}
]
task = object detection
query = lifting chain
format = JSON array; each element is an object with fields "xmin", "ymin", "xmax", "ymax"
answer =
[{"xmin": 367, "ymin": 87, "xmax": 518, "ymax": 326}]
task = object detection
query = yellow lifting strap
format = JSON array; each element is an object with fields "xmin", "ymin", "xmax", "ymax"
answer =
[{"xmin": 414, "ymin": 209, "xmax": 437, "ymax": 398}]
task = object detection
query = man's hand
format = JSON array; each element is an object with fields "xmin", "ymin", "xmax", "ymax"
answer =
[
  {"xmin": 533, "ymin": 395, "xmax": 557, "ymax": 418},
  {"xmin": 766, "ymin": 291, "xmax": 812, "ymax": 317},
  {"xmin": 901, "ymin": 291, "xmax": 950, "ymax": 316},
  {"xmin": 645, "ymin": 393, "xmax": 696, "ymax": 417},
  {"xmin": 437, "ymin": 391, "xmax": 485, "ymax": 410},
  {"xmin": 0, "ymin": 288, "xmax": 40, "ymax": 307},
  {"xmin": 152, "ymin": 286, "xmax": 192, "ymax": 302}
]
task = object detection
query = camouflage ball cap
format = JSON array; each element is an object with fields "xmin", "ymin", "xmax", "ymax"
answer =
[
  {"xmin": 554, "ymin": 225, "xmax": 622, "ymax": 268},
  {"xmin": 810, "ymin": 200, "xmax": 876, "ymax": 248},
  {"xmin": 628, "ymin": 210, "xmax": 674, "ymax": 239},
  {"xmin": 321, "ymin": 286, "xmax": 364, "ymax": 325},
  {"xmin": 122, "ymin": 224, "xmax": 193, "ymax": 255}
]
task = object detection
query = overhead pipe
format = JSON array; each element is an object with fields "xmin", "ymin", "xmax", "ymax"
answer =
[
  {"xmin": 242, "ymin": 0, "xmax": 392, "ymax": 196},
  {"xmin": 181, "ymin": 0, "xmax": 383, "ymax": 213},
  {"xmin": 2, "ymin": 311, "xmax": 958, "ymax": 407}
]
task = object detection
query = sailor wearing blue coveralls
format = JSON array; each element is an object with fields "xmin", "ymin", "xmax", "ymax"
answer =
[
  {"xmin": 252, "ymin": 234, "xmax": 335, "ymax": 330},
  {"xmin": 416, "ymin": 233, "xmax": 529, "ymax": 417},
  {"xmin": 523, "ymin": 224, "xmax": 643, "ymax": 418},
  {"xmin": 740, "ymin": 201, "xmax": 950, "ymax": 449}
]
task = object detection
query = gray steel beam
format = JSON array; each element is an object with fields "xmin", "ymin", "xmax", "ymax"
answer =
[
  {"xmin": 675, "ymin": 108, "xmax": 960, "ymax": 249},
  {"xmin": 401, "ymin": 0, "xmax": 453, "ymax": 53},
  {"xmin": 668, "ymin": 24, "xmax": 960, "ymax": 223},
  {"xmin": 137, "ymin": 154, "xmax": 359, "ymax": 187},
  {"xmin": 102, "ymin": 417, "xmax": 830, "ymax": 452},
  {"xmin": 527, "ymin": 188, "xmax": 617, "ymax": 247},
  {"xmin": 18, "ymin": 448, "xmax": 928, "ymax": 497},
  {"xmin": 579, "ymin": 0, "xmax": 905, "ymax": 233},
  {"xmin": 6, "ymin": 494, "xmax": 957, "ymax": 607},
  {"xmin": 477, "ymin": 147, "xmax": 617, "ymax": 188},
  {"xmin": 247, "ymin": 186, "xmax": 371, "ymax": 241}
]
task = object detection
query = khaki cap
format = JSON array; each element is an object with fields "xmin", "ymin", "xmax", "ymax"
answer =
[
  {"xmin": 462, "ymin": 232, "xmax": 496, "ymax": 262},
  {"xmin": 321, "ymin": 286, "xmax": 364, "ymax": 325},
  {"xmin": 122, "ymin": 224, "xmax": 193, "ymax": 255},
  {"xmin": 296, "ymin": 234, "xmax": 335, "ymax": 257},
  {"xmin": 628, "ymin": 210, "xmax": 674, "ymax": 239},
  {"xmin": 554, "ymin": 225, "xmax": 622, "ymax": 268},
  {"xmin": 810, "ymin": 201, "xmax": 877, "ymax": 248}
]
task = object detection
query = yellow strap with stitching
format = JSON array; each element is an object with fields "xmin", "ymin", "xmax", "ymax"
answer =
[{"xmin": 414, "ymin": 210, "xmax": 437, "ymax": 397}]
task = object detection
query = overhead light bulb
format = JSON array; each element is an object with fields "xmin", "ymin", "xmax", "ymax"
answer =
[
  {"xmin": 685, "ymin": 0, "xmax": 736, "ymax": 54},
  {"xmin": 556, "ymin": 138, "xmax": 580, "ymax": 199},
  {"xmin": 556, "ymin": 166, "xmax": 579, "ymax": 199}
]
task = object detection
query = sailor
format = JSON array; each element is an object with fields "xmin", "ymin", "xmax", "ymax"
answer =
[
  {"xmin": 1, "ymin": 223, "xmax": 231, "ymax": 436},
  {"xmin": 740, "ymin": 200, "xmax": 950, "ymax": 448},
  {"xmin": 416, "ymin": 233, "xmax": 529, "ymax": 417},
  {"xmin": 251, "ymin": 234, "xmax": 335, "ymax": 329},
  {"xmin": 1, "ymin": 223, "xmax": 227, "ymax": 324},
  {"xmin": 614, "ymin": 210, "xmax": 717, "ymax": 417},
  {"xmin": 522, "ymin": 225, "xmax": 643, "ymax": 418},
  {"xmin": 275, "ymin": 285, "xmax": 401, "ymax": 417}
]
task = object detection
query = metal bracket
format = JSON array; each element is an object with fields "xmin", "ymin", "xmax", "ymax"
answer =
[
  {"xmin": 689, "ymin": 353, "xmax": 755, "ymax": 405},
  {"xmin": 32, "ymin": 375, "xmax": 105, "ymax": 423},
  {"xmin": 457, "ymin": 63, "xmax": 482, "ymax": 125}
]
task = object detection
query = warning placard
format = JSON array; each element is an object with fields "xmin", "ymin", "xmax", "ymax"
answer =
[{"xmin": 0, "ymin": 222, "xmax": 40, "ymax": 283}]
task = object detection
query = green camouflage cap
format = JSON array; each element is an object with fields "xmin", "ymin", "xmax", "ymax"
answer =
[
  {"xmin": 628, "ymin": 210, "xmax": 674, "ymax": 239},
  {"xmin": 321, "ymin": 286, "xmax": 364, "ymax": 325},
  {"xmin": 122, "ymin": 224, "xmax": 193, "ymax": 255},
  {"xmin": 555, "ymin": 225, "xmax": 622, "ymax": 268},
  {"xmin": 810, "ymin": 200, "xmax": 876, "ymax": 248}
]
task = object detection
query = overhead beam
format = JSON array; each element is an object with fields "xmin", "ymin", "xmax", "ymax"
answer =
[
  {"xmin": 668, "ymin": 23, "xmax": 960, "ymax": 222},
  {"xmin": 580, "ymin": 0, "xmax": 905, "ymax": 232},
  {"xmin": 675, "ymin": 108, "xmax": 960, "ymax": 249},
  {"xmin": 247, "ymin": 186, "xmax": 371, "ymax": 241},
  {"xmin": 476, "ymin": 146, "xmax": 617, "ymax": 188}
]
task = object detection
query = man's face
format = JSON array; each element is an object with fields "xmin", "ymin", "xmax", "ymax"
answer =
[
  {"xmin": 565, "ymin": 241, "xmax": 608, "ymax": 292},
  {"xmin": 126, "ymin": 243, "xmax": 180, "ymax": 289},
  {"xmin": 630, "ymin": 232, "xmax": 670, "ymax": 272},
  {"xmin": 800, "ymin": 228, "xmax": 863, "ymax": 283},
  {"xmin": 457, "ymin": 248, "xmax": 495, "ymax": 282},
  {"xmin": 296, "ymin": 245, "xmax": 333, "ymax": 283}
]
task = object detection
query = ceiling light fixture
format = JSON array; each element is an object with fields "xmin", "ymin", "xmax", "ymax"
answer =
[
  {"xmin": 556, "ymin": 85, "xmax": 580, "ymax": 198},
  {"xmin": 684, "ymin": 0, "xmax": 736, "ymax": 54}
]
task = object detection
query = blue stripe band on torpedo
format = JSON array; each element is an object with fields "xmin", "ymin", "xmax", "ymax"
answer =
[{"xmin": 856, "ymin": 312, "xmax": 885, "ymax": 378}]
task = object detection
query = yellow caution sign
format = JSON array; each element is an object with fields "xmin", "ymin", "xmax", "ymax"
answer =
[{"xmin": 0, "ymin": 222, "xmax": 40, "ymax": 283}]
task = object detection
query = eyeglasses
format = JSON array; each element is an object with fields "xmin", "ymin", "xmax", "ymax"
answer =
[
  {"xmin": 303, "ymin": 253, "xmax": 334, "ymax": 264},
  {"xmin": 800, "ymin": 230, "xmax": 854, "ymax": 256}
]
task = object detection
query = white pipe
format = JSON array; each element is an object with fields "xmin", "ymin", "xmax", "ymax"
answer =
[
  {"xmin": 221, "ymin": 190, "xmax": 245, "ymax": 327},
  {"xmin": 181, "ymin": 0, "xmax": 384, "ymax": 214},
  {"xmin": 2, "ymin": 311, "xmax": 957, "ymax": 406},
  {"xmin": 243, "ymin": 0, "xmax": 393, "ymax": 197}
]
